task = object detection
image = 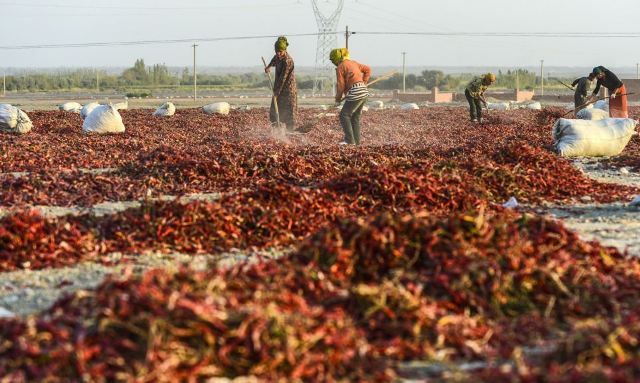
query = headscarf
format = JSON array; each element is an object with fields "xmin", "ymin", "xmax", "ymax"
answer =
[
  {"xmin": 591, "ymin": 66, "xmax": 604, "ymax": 76},
  {"xmin": 484, "ymin": 73, "xmax": 496, "ymax": 83},
  {"xmin": 275, "ymin": 36, "xmax": 289, "ymax": 52},
  {"xmin": 330, "ymin": 48, "xmax": 349, "ymax": 66}
]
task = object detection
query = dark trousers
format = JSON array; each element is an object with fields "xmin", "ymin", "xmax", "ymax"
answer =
[
  {"xmin": 340, "ymin": 97, "xmax": 368, "ymax": 145},
  {"xmin": 465, "ymin": 89, "xmax": 483, "ymax": 120}
]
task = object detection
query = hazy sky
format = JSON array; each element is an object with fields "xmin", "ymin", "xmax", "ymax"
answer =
[{"xmin": 1, "ymin": 0, "xmax": 640, "ymax": 69}]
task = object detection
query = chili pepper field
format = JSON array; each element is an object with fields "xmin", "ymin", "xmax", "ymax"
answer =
[{"xmin": 1, "ymin": 105, "xmax": 640, "ymax": 382}]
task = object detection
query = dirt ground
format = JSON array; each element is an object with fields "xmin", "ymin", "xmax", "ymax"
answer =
[{"xmin": 542, "ymin": 158, "xmax": 640, "ymax": 256}]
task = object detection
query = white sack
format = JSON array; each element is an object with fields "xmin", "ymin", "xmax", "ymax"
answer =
[
  {"xmin": 593, "ymin": 100, "xmax": 609, "ymax": 112},
  {"xmin": 203, "ymin": 102, "xmax": 230, "ymax": 115},
  {"xmin": 401, "ymin": 103, "xmax": 419, "ymax": 110},
  {"xmin": 367, "ymin": 100, "xmax": 384, "ymax": 110},
  {"xmin": 525, "ymin": 102, "xmax": 542, "ymax": 110},
  {"xmin": 553, "ymin": 118, "xmax": 637, "ymax": 157},
  {"xmin": 82, "ymin": 104, "xmax": 125, "ymax": 134},
  {"xmin": 575, "ymin": 108, "xmax": 609, "ymax": 121},
  {"xmin": 153, "ymin": 102, "xmax": 176, "ymax": 117},
  {"xmin": 488, "ymin": 102, "xmax": 510, "ymax": 111},
  {"xmin": 0, "ymin": 104, "xmax": 33, "ymax": 134},
  {"xmin": 81, "ymin": 102, "xmax": 100, "ymax": 119},
  {"xmin": 113, "ymin": 100, "xmax": 128, "ymax": 111},
  {"xmin": 58, "ymin": 102, "xmax": 82, "ymax": 113}
]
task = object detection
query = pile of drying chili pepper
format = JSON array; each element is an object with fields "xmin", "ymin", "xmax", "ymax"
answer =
[
  {"xmin": 0, "ymin": 105, "xmax": 639, "ymax": 381},
  {"xmin": 1, "ymin": 210, "xmax": 640, "ymax": 381}
]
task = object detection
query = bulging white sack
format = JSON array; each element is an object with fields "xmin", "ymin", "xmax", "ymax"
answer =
[
  {"xmin": 525, "ymin": 101, "xmax": 542, "ymax": 110},
  {"xmin": 367, "ymin": 100, "xmax": 384, "ymax": 110},
  {"xmin": 0, "ymin": 104, "xmax": 33, "ymax": 134},
  {"xmin": 153, "ymin": 102, "xmax": 176, "ymax": 117},
  {"xmin": 575, "ymin": 108, "xmax": 609, "ymax": 121},
  {"xmin": 113, "ymin": 99, "xmax": 129, "ymax": 111},
  {"xmin": 593, "ymin": 100, "xmax": 609, "ymax": 112},
  {"xmin": 203, "ymin": 102, "xmax": 230, "ymax": 115},
  {"xmin": 81, "ymin": 102, "xmax": 100, "ymax": 119},
  {"xmin": 488, "ymin": 102, "xmax": 510, "ymax": 111},
  {"xmin": 553, "ymin": 118, "xmax": 637, "ymax": 157},
  {"xmin": 59, "ymin": 102, "xmax": 82, "ymax": 113},
  {"xmin": 82, "ymin": 104, "xmax": 125, "ymax": 134},
  {"xmin": 401, "ymin": 103, "xmax": 419, "ymax": 110}
]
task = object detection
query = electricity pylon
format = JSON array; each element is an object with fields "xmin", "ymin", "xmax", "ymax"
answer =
[{"xmin": 311, "ymin": 0, "xmax": 344, "ymax": 95}]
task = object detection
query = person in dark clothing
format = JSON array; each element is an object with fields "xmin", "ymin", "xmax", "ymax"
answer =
[
  {"xmin": 265, "ymin": 36, "xmax": 298, "ymax": 130},
  {"xmin": 464, "ymin": 73, "xmax": 495, "ymax": 123},
  {"xmin": 572, "ymin": 73, "xmax": 595, "ymax": 111},
  {"xmin": 590, "ymin": 66, "xmax": 628, "ymax": 118}
]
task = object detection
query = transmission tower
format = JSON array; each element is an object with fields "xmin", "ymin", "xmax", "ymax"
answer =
[{"xmin": 311, "ymin": 0, "xmax": 344, "ymax": 95}]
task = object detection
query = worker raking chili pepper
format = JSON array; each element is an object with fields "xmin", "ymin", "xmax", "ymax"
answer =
[
  {"xmin": 331, "ymin": 48, "xmax": 371, "ymax": 145},
  {"xmin": 264, "ymin": 36, "xmax": 298, "ymax": 131},
  {"xmin": 590, "ymin": 66, "xmax": 628, "ymax": 118},
  {"xmin": 464, "ymin": 73, "xmax": 496, "ymax": 123}
]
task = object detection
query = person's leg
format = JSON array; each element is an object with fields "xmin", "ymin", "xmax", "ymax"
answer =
[
  {"xmin": 351, "ymin": 97, "xmax": 368, "ymax": 145},
  {"xmin": 269, "ymin": 98, "xmax": 277, "ymax": 124},
  {"xmin": 465, "ymin": 90, "xmax": 477, "ymax": 121},
  {"xmin": 475, "ymin": 99, "xmax": 483, "ymax": 122},
  {"xmin": 278, "ymin": 94, "xmax": 295, "ymax": 131},
  {"xmin": 340, "ymin": 100, "xmax": 357, "ymax": 144}
]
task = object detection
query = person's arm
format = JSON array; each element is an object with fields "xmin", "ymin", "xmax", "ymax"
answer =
[
  {"xmin": 360, "ymin": 63, "xmax": 371, "ymax": 84},
  {"xmin": 479, "ymin": 91, "xmax": 488, "ymax": 106},
  {"xmin": 265, "ymin": 55, "xmax": 277, "ymax": 73},
  {"xmin": 571, "ymin": 78, "xmax": 581, "ymax": 87},
  {"xmin": 592, "ymin": 79, "xmax": 602, "ymax": 97},
  {"xmin": 273, "ymin": 57, "xmax": 293, "ymax": 97},
  {"xmin": 335, "ymin": 66, "xmax": 346, "ymax": 103},
  {"xmin": 610, "ymin": 86, "xmax": 621, "ymax": 99},
  {"xmin": 606, "ymin": 71, "xmax": 623, "ymax": 99}
]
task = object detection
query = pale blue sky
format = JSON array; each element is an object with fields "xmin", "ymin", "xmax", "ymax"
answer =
[{"xmin": 1, "ymin": 0, "xmax": 639, "ymax": 69}]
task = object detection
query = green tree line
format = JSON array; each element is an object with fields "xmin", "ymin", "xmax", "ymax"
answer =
[{"xmin": 1, "ymin": 59, "xmax": 571, "ymax": 93}]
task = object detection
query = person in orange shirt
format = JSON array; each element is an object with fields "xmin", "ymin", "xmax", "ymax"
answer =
[{"xmin": 330, "ymin": 48, "xmax": 371, "ymax": 145}]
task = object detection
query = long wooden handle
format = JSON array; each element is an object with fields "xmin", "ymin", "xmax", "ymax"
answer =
[
  {"xmin": 338, "ymin": 71, "xmax": 398, "ymax": 102},
  {"xmin": 262, "ymin": 56, "xmax": 280, "ymax": 124},
  {"xmin": 367, "ymin": 71, "xmax": 398, "ymax": 87},
  {"xmin": 563, "ymin": 92, "xmax": 635, "ymax": 117},
  {"xmin": 261, "ymin": 57, "xmax": 275, "ymax": 92}
]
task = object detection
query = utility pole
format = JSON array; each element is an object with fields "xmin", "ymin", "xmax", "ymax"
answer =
[
  {"xmin": 96, "ymin": 70, "xmax": 100, "ymax": 93},
  {"xmin": 540, "ymin": 59, "xmax": 544, "ymax": 97},
  {"xmin": 401, "ymin": 52, "xmax": 407, "ymax": 93},
  {"xmin": 637, "ymin": 63, "xmax": 639, "ymax": 80},
  {"xmin": 192, "ymin": 44, "xmax": 198, "ymax": 100},
  {"xmin": 345, "ymin": 25, "xmax": 350, "ymax": 50},
  {"xmin": 2, "ymin": 72, "xmax": 5, "ymax": 97},
  {"xmin": 516, "ymin": 69, "xmax": 520, "ymax": 91}
]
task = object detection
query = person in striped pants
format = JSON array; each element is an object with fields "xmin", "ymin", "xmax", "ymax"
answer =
[{"xmin": 331, "ymin": 48, "xmax": 371, "ymax": 145}]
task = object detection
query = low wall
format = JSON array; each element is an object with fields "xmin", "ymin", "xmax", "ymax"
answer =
[
  {"xmin": 393, "ymin": 87, "xmax": 454, "ymax": 103},
  {"xmin": 453, "ymin": 89, "xmax": 535, "ymax": 103}
]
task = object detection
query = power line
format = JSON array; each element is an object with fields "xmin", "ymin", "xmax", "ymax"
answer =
[
  {"xmin": 0, "ymin": 1, "xmax": 299, "ymax": 10},
  {"xmin": 3, "ymin": 30, "xmax": 640, "ymax": 51},
  {"xmin": 356, "ymin": 31, "xmax": 640, "ymax": 38},
  {"xmin": 0, "ymin": 32, "xmax": 340, "ymax": 50}
]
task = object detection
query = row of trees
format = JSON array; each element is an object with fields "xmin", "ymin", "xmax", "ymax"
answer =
[
  {"xmin": 1, "ymin": 59, "xmax": 555, "ymax": 93},
  {"xmin": 2, "ymin": 60, "xmax": 180, "ymax": 92}
]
